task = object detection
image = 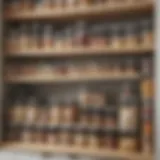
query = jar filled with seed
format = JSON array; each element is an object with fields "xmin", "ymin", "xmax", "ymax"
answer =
[
  {"xmin": 54, "ymin": 0, "xmax": 65, "ymax": 9},
  {"xmin": 32, "ymin": 126, "xmax": 44, "ymax": 143},
  {"xmin": 91, "ymin": 112, "xmax": 101, "ymax": 127},
  {"xmin": 54, "ymin": 30, "xmax": 64, "ymax": 49},
  {"xmin": 65, "ymin": 0, "xmax": 77, "ymax": 8},
  {"xmin": 9, "ymin": 0, "xmax": 20, "ymax": 12},
  {"xmin": 78, "ymin": 0, "xmax": 90, "ymax": 7}
]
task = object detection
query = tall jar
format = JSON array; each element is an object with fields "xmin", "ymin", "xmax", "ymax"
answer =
[
  {"xmin": 25, "ymin": 97, "xmax": 37, "ymax": 126},
  {"xmin": 140, "ymin": 19, "xmax": 153, "ymax": 46},
  {"xmin": 118, "ymin": 84, "xmax": 138, "ymax": 132}
]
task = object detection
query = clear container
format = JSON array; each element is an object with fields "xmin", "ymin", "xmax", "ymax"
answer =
[
  {"xmin": 119, "ymin": 136, "xmax": 137, "ymax": 152},
  {"xmin": 118, "ymin": 84, "xmax": 138, "ymax": 132},
  {"xmin": 42, "ymin": 24, "xmax": 53, "ymax": 49},
  {"xmin": 125, "ymin": 59, "xmax": 136, "ymax": 75},
  {"xmin": 140, "ymin": 19, "xmax": 153, "ymax": 46}
]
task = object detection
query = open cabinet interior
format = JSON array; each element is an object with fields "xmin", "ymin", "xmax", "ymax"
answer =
[{"xmin": 2, "ymin": 0, "xmax": 154, "ymax": 160}]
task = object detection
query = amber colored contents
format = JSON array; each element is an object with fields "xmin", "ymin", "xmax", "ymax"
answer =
[{"xmin": 141, "ymin": 80, "xmax": 154, "ymax": 98}]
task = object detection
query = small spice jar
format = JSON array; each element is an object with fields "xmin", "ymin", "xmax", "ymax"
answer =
[
  {"xmin": 105, "ymin": 114, "xmax": 117, "ymax": 130},
  {"xmin": 140, "ymin": 19, "xmax": 153, "ymax": 46},
  {"xmin": 102, "ymin": 132, "xmax": 117, "ymax": 149},
  {"xmin": 63, "ymin": 27, "xmax": 73, "ymax": 48},
  {"xmin": 25, "ymin": 97, "xmax": 37, "ymax": 125},
  {"xmin": 12, "ymin": 99, "xmax": 25, "ymax": 124},
  {"xmin": 88, "ymin": 129, "xmax": 99, "ymax": 148},
  {"xmin": 78, "ymin": 0, "xmax": 90, "ymax": 7},
  {"xmin": 54, "ymin": 31, "xmax": 64, "ymax": 49},
  {"xmin": 46, "ymin": 127, "xmax": 59, "ymax": 144},
  {"xmin": 74, "ymin": 127, "xmax": 87, "ymax": 146},
  {"xmin": 119, "ymin": 135, "xmax": 137, "ymax": 152},
  {"xmin": 91, "ymin": 112, "xmax": 101, "ymax": 127},
  {"xmin": 112, "ymin": 61, "xmax": 123, "ymax": 76},
  {"xmin": 142, "ymin": 120, "xmax": 152, "ymax": 152},
  {"xmin": 125, "ymin": 22, "xmax": 138, "ymax": 48},
  {"xmin": 30, "ymin": 23, "xmax": 41, "ymax": 49},
  {"xmin": 63, "ymin": 101, "xmax": 77, "ymax": 124},
  {"xmin": 65, "ymin": 0, "xmax": 77, "ymax": 8},
  {"xmin": 110, "ymin": 23, "xmax": 122, "ymax": 49},
  {"xmin": 48, "ymin": 103, "xmax": 61, "ymax": 126},
  {"xmin": 54, "ymin": 0, "xmax": 65, "ymax": 9},
  {"xmin": 19, "ymin": 24, "xmax": 29, "ymax": 50},
  {"xmin": 32, "ymin": 126, "xmax": 44, "ymax": 143},
  {"xmin": 6, "ymin": 27, "xmax": 19, "ymax": 51},
  {"xmin": 59, "ymin": 127, "xmax": 72, "ymax": 145},
  {"xmin": 74, "ymin": 21, "xmax": 87, "ymax": 47},
  {"xmin": 9, "ymin": 0, "xmax": 20, "ymax": 12},
  {"xmin": 80, "ymin": 114, "xmax": 90, "ymax": 126},
  {"xmin": 42, "ymin": 24, "xmax": 53, "ymax": 49},
  {"xmin": 88, "ymin": 24, "xmax": 107, "ymax": 47},
  {"xmin": 118, "ymin": 84, "xmax": 138, "ymax": 132},
  {"xmin": 125, "ymin": 59, "xmax": 136, "ymax": 76},
  {"xmin": 21, "ymin": 126, "xmax": 33, "ymax": 143}
]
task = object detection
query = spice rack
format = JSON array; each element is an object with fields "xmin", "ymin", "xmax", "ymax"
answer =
[{"xmin": 2, "ymin": 0, "xmax": 154, "ymax": 160}]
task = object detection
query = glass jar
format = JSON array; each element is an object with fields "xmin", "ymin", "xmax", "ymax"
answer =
[
  {"xmin": 125, "ymin": 22, "xmax": 138, "ymax": 48},
  {"xmin": 103, "ymin": 133, "xmax": 117, "ymax": 149},
  {"xmin": 91, "ymin": 113, "xmax": 101, "ymax": 127},
  {"xmin": 48, "ymin": 104, "xmax": 60, "ymax": 126},
  {"xmin": 25, "ymin": 98, "xmax": 37, "ymax": 125},
  {"xmin": 110, "ymin": 23, "xmax": 122, "ymax": 49},
  {"xmin": 63, "ymin": 27, "xmax": 73, "ymax": 48},
  {"xmin": 59, "ymin": 127, "xmax": 72, "ymax": 145},
  {"xmin": 19, "ymin": 24, "xmax": 29, "ymax": 50},
  {"xmin": 46, "ymin": 127, "xmax": 59, "ymax": 144},
  {"xmin": 74, "ymin": 21, "xmax": 86, "ymax": 47},
  {"xmin": 88, "ymin": 131, "xmax": 99, "ymax": 148},
  {"xmin": 125, "ymin": 59, "xmax": 136, "ymax": 76},
  {"xmin": 140, "ymin": 19, "xmax": 153, "ymax": 46},
  {"xmin": 119, "ymin": 136, "xmax": 137, "ymax": 152},
  {"xmin": 9, "ymin": 0, "xmax": 20, "ymax": 12},
  {"xmin": 74, "ymin": 127, "xmax": 87, "ymax": 146},
  {"xmin": 21, "ymin": 127, "xmax": 33, "ymax": 143},
  {"xmin": 54, "ymin": 0, "xmax": 64, "ymax": 9},
  {"xmin": 30, "ymin": 23, "xmax": 41, "ymax": 49},
  {"xmin": 6, "ymin": 27, "xmax": 19, "ymax": 51},
  {"xmin": 12, "ymin": 100, "xmax": 25, "ymax": 124},
  {"xmin": 32, "ymin": 126, "xmax": 44, "ymax": 143},
  {"xmin": 105, "ymin": 115, "xmax": 117, "ymax": 130},
  {"xmin": 42, "ymin": 24, "xmax": 53, "ymax": 49},
  {"xmin": 118, "ymin": 84, "xmax": 138, "ymax": 132},
  {"xmin": 66, "ymin": 0, "xmax": 76, "ymax": 8}
]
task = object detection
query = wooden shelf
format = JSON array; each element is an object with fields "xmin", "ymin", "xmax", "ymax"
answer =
[
  {"xmin": 2, "ymin": 143, "xmax": 154, "ymax": 160},
  {"xmin": 5, "ymin": 74, "xmax": 140, "ymax": 84},
  {"xmin": 4, "ymin": 74, "xmax": 140, "ymax": 84},
  {"xmin": 4, "ymin": 1, "xmax": 153, "ymax": 21},
  {"xmin": 6, "ymin": 45, "xmax": 153, "ymax": 58}
]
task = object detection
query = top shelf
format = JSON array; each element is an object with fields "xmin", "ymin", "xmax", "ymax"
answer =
[{"xmin": 4, "ymin": 1, "xmax": 153, "ymax": 21}]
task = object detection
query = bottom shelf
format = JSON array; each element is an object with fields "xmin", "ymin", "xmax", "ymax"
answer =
[{"xmin": 1, "ymin": 143, "xmax": 154, "ymax": 160}]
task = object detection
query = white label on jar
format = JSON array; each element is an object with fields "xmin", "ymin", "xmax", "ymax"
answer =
[{"xmin": 119, "ymin": 107, "xmax": 137, "ymax": 131}]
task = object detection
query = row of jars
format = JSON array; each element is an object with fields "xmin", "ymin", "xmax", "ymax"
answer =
[
  {"xmin": 5, "ymin": 0, "xmax": 150, "ymax": 13},
  {"xmin": 7, "ymin": 97, "xmax": 117, "ymax": 129},
  {"xmin": 5, "ymin": 59, "xmax": 138, "ymax": 79},
  {"xmin": 6, "ymin": 126, "xmax": 138, "ymax": 152},
  {"xmin": 5, "ymin": 19, "xmax": 153, "ymax": 51}
]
